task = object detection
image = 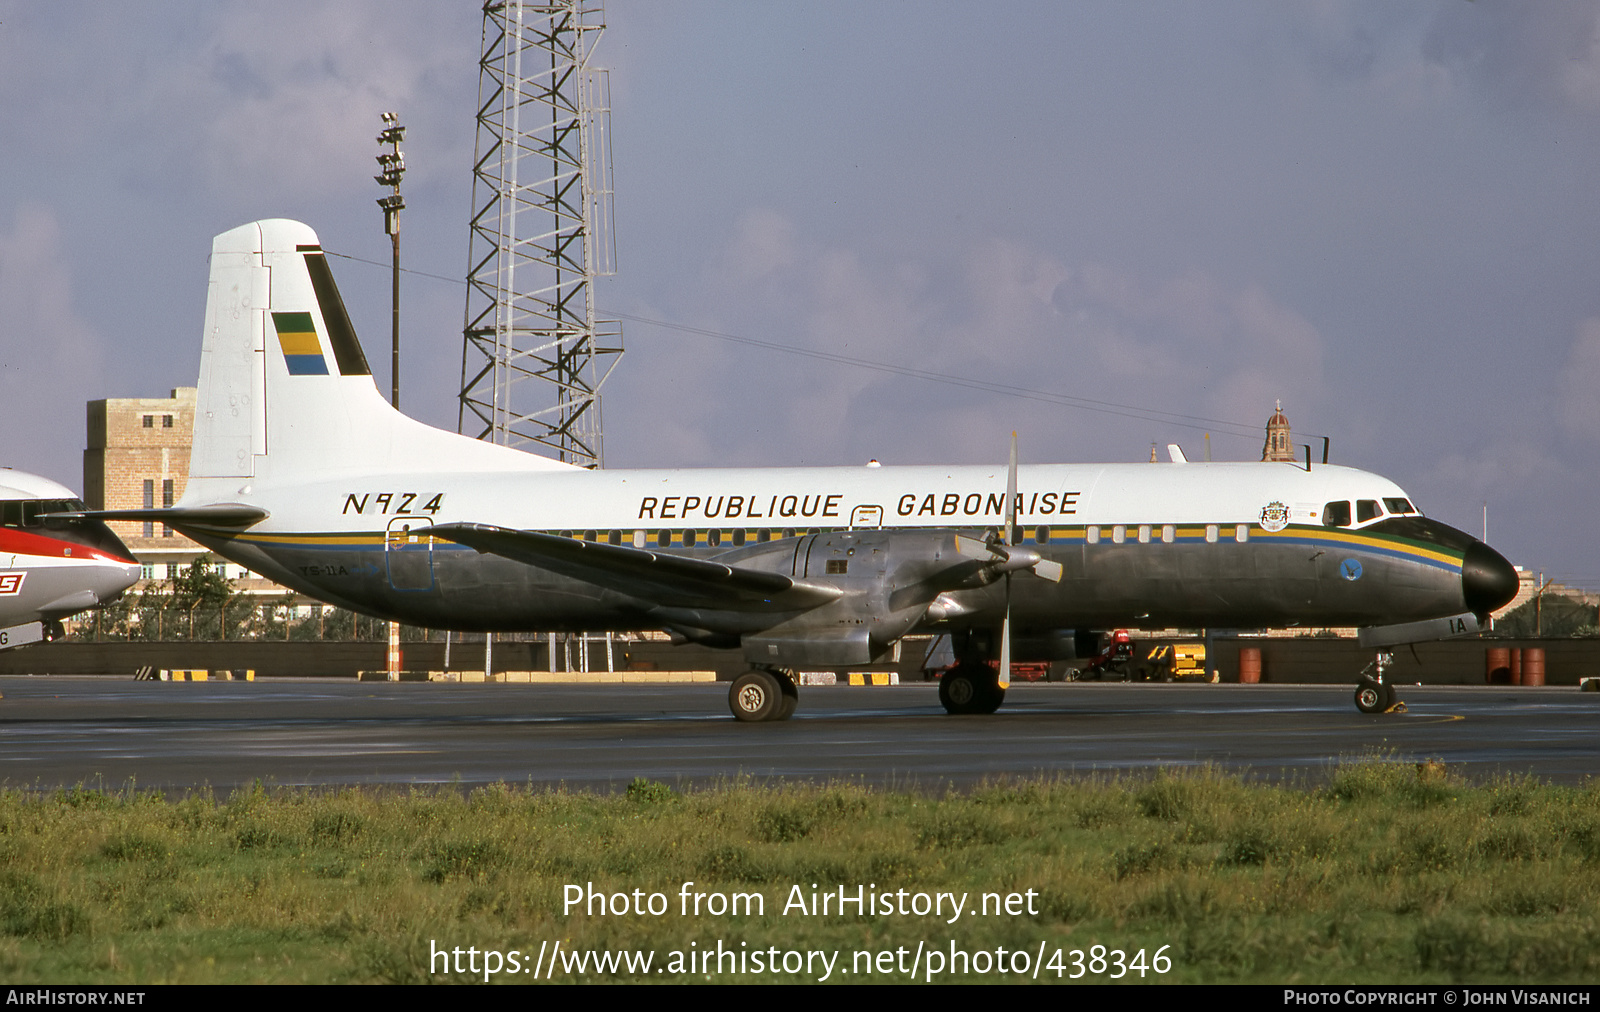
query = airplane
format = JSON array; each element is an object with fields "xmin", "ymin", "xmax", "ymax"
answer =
[
  {"xmin": 0, "ymin": 469, "xmax": 142, "ymax": 649},
  {"xmin": 71, "ymin": 219, "xmax": 1520, "ymax": 720}
]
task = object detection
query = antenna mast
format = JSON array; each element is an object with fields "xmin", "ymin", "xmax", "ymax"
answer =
[{"xmin": 459, "ymin": 0, "xmax": 621, "ymax": 466}]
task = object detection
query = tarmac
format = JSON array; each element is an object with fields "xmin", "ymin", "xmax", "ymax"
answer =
[{"xmin": 2, "ymin": 676, "xmax": 1596, "ymax": 792}]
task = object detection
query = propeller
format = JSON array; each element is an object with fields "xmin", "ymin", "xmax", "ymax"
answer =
[{"xmin": 951, "ymin": 432, "xmax": 1063, "ymax": 690}]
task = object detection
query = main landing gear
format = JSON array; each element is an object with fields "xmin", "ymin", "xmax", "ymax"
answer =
[
  {"xmin": 729, "ymin": 667, "xmax": 799, "ymax": 722},
  {"xmin": 1354, "ymin": 651, "xmax": 1404, "ymax": 714},
  {"xmin": 938, "ymin": 661, "xmax": 1004, "ymax": 715}
]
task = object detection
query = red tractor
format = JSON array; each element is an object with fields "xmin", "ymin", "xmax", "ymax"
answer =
[{"xmin": 1069, "ymin": 629, "xmax": 1138, "ymax": 680}]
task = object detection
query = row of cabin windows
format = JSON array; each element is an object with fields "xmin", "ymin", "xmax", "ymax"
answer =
[
  {"xmin": 1322, "ymin": 497, "xmax": 1416, "ymax": 528},
  {"xmin": 547, "ymin": 524, "xmax": 1259, "ymax": 549},
  {"xmin": 1084, "ymin": 523, "xmax": 1247, "ymax": 545},
  {"xmin": 561, "ymin": 528, "xmax": 818, "ymax": 549}
]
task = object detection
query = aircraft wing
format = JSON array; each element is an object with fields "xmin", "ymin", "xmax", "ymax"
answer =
[{"xmin": 425, "ymin": 523, "xmax": 843, "ymax": 613}]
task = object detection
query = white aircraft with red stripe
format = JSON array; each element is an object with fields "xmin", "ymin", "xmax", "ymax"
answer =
[{"xmin": 0, "ymin": 469, "xmax": 141, "ymax": 649}]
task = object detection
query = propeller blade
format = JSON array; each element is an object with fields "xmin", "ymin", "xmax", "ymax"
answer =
[
  {"xmin": 953, "ymin": 534, "xmax": 999, "ymax": 562},
  {"xmin": 999, "ymin": 573, "xmax": 1012, "ymax": 690},
  {"xmin": 1005, "ymin": 431, "xmax": 1019, "ymax": 546}
]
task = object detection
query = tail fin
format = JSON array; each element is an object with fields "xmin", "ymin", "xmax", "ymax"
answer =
[{"xmin": 186, "ymin": 220, "xmax": 571, "ymax": 500}]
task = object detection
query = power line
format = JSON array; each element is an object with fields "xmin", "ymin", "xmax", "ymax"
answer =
[{"xmin": 325, "ymin": 249, "xmax": 1306, "ymax": 445}]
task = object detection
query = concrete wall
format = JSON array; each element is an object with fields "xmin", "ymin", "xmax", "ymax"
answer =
[{"xmin": 4, "ymin": 637, "xmax": 1597, "ymax": 685}]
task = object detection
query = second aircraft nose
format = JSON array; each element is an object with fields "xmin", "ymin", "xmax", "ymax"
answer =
[{"xmin": 1462, "ymin": 541, "xmax": 1518, "ymax": 619}]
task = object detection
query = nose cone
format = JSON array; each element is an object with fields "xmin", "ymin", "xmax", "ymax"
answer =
[
  {"xmin": 1462, "ymin": 541, "xmax": 1518, "ymax": 618},
  {"xmin": 102, "ymin": 561, "xmax": 142, "ymax": 603}
]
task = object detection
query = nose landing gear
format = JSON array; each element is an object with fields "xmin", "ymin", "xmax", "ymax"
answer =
[{"xmin": 1354, "ymin": 651, "xmax": 1405, "ymax": 714}]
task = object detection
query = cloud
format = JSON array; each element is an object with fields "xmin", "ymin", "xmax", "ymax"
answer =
[
  {"xmin": 1556, "ymin": 317, "xmax": 1600, "ymax": 439},
  {"xmin": 0, "ymin": 6, "xmax": 475, "ymax": 208},
  {"xmin": 1423, "ymin": 3, "xmax": 1600, "ymax": 112},
  {"xmin": 0, "ymin": 204, "xmax": 106, "ymax": 485},
  {"xmin": 621, "ymin": 213, "xmax": 1327, "ymax": 466}
]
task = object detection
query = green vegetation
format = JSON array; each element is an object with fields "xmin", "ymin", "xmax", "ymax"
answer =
[
  {"xmin": 1493, "ymin": 593, "xmax": 1600, "ymax": 638},
  {"xmin": 73, "ymin": 555, "xmax": 431, "ymax": 642},
  {"xmin": 2, "ymin": 762, "xmax": 1598, "ymax": 983}
]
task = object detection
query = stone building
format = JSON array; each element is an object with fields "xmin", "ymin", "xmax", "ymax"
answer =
[
  {"xmin": 82, "ymin": 388, "xmax": 278, "ymax": 593},
  {"xmin": 83, "ymin": 387, "xmax": 201, "ymax": 582},
  {"xmin": 1262, "ymin": 400, "xmax": 1294, "ymax": 462}
]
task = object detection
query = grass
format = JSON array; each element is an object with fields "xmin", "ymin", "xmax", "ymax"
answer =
[{"xmin": 0, "ymin": 762, "xmax": 1598, "ymax": 983}]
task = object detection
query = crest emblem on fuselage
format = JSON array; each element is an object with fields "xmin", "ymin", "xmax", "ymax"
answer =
[
  {"xmin": 0, "ymin": 572, "xmax": 23, "ymax": 595},
  {"xmin": 1259, "ymin": 501, "xmax": 1290, "ymax": 533}
]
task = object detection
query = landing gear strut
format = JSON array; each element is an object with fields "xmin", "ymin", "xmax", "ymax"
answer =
[
  {"xmin": 1354, "ymin": 651, "xmax": 1400, "ymax": 714},
  {"xmin": 938, "ymin": 661, "xmax": 1004, "ymax": 715},
  {"xmin": 729, "ymin": 667, "xmax": 798, "ymax": 722}
]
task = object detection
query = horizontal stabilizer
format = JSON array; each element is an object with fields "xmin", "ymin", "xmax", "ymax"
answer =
[
  {"xmin": 1357, "ymin": 611, "xmax": 1484, "ymax": 649},
  {"xmin": 425, "ymin": 523, "xmax": 842, "ymax": 613},
  {"xmin": 49, "ymin": 503, "xmax": 270, "ymax": 529}
]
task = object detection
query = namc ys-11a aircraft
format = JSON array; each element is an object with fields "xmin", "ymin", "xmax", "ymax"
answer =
[
  {"xmin": 74, "ymin": 219, "xmax": 1519, "ymax": 721},
  {"xmin": 0, "ymin": 469, "xmax": 141, "ymax": 649}
]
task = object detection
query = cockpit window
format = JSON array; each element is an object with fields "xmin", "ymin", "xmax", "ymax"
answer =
[
  {"xmin": 0, "ymin": 498, "xmax": 130, "ymax": 559},
  {"xmin": 1322, "ymin": 501, "xmax": 1351, "ymax": 528},
  {"xmin": 3, "ymin": 499, "xmax": 86, "ymax": 528},
  {"xmin": 1383, "ymin": 498, "xmax": 1415, "ymax": 515},
  {"xmin": 1356, "ymin": 499, "xmax": 1382, "ymax": 523}
]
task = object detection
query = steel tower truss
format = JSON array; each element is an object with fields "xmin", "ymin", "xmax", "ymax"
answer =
[{"xmin": 460, "ymin": 0, "xmax": 620, "ymax": 465}]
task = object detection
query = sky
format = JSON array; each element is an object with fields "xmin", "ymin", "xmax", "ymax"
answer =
[{"xmin": 2, "ymin": 2, "xmax": 1599, "ymax": 584}]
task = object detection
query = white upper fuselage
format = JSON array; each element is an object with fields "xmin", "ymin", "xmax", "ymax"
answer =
[{"xmin": 237, "ymin": 458, "xmax": 1411, "ymax": 538}]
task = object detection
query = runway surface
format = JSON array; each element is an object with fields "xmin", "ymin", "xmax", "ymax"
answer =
[{"xmin": 1, "ymin": 676, "xmax": 1595, "ymax": 792}]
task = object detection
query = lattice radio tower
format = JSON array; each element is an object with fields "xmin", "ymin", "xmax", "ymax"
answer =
[{"xmin": 459, "ymin": 0, "xmax": 620, "ymax": 466}]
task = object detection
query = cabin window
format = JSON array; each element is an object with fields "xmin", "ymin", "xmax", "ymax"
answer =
[
  {"xmin": 1035, "ymin": 525, "xmax": 1050, "ymax": 544},
  {"xmin": 1356, "ymin": 500, "xmax": 1381, "ymax": 523},
  {"xmin": 683, "ymin": 529, "xmax": 697, "ymax": 547},
  {"xmin": 1384, "ymin": 497, "xmax": 1415, "ymax": 515},
  {"xmin": 1322, "ymin": 501, "xmax": 1352, "ymax": 528},
  {"xmin": 733, "ymin": 529, "xmax": 746, "ymax": 546},
  {"xmin": 757, "ymin": 529, "xmax": 771, "ymax": 543},
  {"xmin": 656, "ymin": 529, "xmax": 670, "ymax": 547},
  {"xmin": 559, "ymin": 530, "xmax": 573, "ymax": 540},
  {"xmin": 1161, "ymin": 524, "xmax": 1175, "ymax": 543},
  {"xmin": 1086, "ymin": 525, "xmax": 1100, "ymax": 544},
  {"xmin": 606, "ymin": 529, "xmax": 621, "ymax": 546},
  {"xmin": 583, "ymin": 530, "xmax": 598, "ymax": 542},
  {"xmin": 1235, "ymin": 524, "xmax": 1249, "ymax": 542},
  {"xmin": 707, "ymin": 529, "xmax": 721, "ymax": 547},
  {"xmin": 1205, "ymin": 524, "xmax": 1218, "ymax": 543},
  {"xmin": 1112, "ymin": 525, "xmax": 1126, "ymax": 544},
  {"xmin": 783, "ymin": 528, "xmax": 797, "ymax": 539},
  {"xmin": 632, "ymin": 529, "xmax": 646, "ymax": 548},
  {"xmin": 1137, "ymin": 524, "xmax": 1151, "ymax": 544}
]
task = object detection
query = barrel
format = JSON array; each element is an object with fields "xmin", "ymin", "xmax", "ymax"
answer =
[
  {"xmin": 1238, "ymin": 647, "xmax": 1261, "ymax": 684},
  {"xmin": 1511, "ymin": 648, "xmax": 1523, "ymax": 686},
  {"xmin": 1522, "ymin": 647, "xmax": 1546, "ymax": 687},
  {"xmin": 1486, "ymin": 647, "xmax": 1512, "ymax": 685}
]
